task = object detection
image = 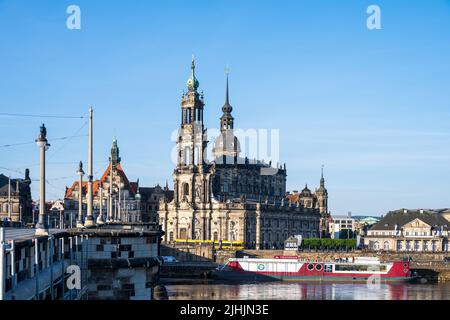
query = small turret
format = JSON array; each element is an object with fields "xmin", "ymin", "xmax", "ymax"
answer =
[{"xmin": 110, "ymin": 138, "xmax": 121, "ymax": 166}]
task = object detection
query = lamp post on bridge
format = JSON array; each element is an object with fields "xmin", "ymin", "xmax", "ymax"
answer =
[
  {"xmin": 84, "ymin": 107, "xmax": 95, "ymax": 227},
  {"xmin": 35, "ymin": 124, "xmax": 50, "ymax": 236},
  {"xmin": 76, "ymin": 161, "xmax": 85, "ymax": 228}
]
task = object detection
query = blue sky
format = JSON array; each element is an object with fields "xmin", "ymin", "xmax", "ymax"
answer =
[{"xmin": 1, "ymin": 0, "xmax": 450, "ymax": 215}]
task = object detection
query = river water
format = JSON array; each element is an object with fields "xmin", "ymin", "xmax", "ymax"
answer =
[{"xmin": 165, "ymin": 282, "xmax": 450, "ymax": 300}]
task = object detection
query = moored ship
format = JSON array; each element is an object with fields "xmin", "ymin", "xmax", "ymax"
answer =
[{"xmin": 213, "ymin": 256, "xmax": 413, "ymax": 282}]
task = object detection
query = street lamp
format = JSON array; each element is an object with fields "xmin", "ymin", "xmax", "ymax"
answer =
[
  {"xmin": 84, "ymin": 107, "xmax": 95, "ymax": 227},
  {"xmin": 118, "ymin": 182, "xmax": 124, "ymax": 221},
  {"xmin": 114, "ymin": 198, "xmax": 118, "ymax": 222},
  {"xmin": 97, "ymin": 186, "xmax": 105, "ymax": 225},
  {"xmin": 35, "ymin": 124, "xmax": 50, "ymax": 236},
  {"xmin": 76, "ymin": 161, "xmax": 85, "ymax": 228},
  {"xmin": 107, "ymin": 192, "xmax": 112, "ymax": 222},
  {"xmin": 59, "ymin": 208, "xmax": 63, "ymax": 229},
  {"xmin": 7, "ymin": 176, "xmax": 11, "ymax": 221}
]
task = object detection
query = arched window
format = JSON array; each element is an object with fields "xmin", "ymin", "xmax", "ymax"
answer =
[
  {"xmin": 186, "ymin": 108, "xmax": 191, "ymax": 123},
  {"xmin": 373, "ymin": 241, "xmax": 380, "ymax": 250},
  {"xmin": 184, "ymin": 147, "xmax": 191, "ymax": 165},
  {"xmin": 213, "ymin": 232, "xmax": 218, "ymax": 241},
  {"xmin": 182, "ymin": 183, "xmax": 189, "ymax": 197},
  {"xmin": 194, "ymin": 147, "xmax": 199, "ymax": 165},
  {"xmin": 383, "ymin": 241, "xmax": 390, "ymax": 251}
]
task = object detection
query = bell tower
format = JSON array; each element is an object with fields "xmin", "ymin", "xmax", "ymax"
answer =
[
  {"xmin": 173, "ymin": 57, "xmax": 210, "ymax": 206},
  {"xmin": 177, "ymin": 56, "xmax": 207, "ymax": 168},
  {"xmin": 213, "ymin": 72, "xmax": 240, "ymax": 163},
  {"xmin": 316, "ymin": 166, "xmax": 328, "ymax": 215}
]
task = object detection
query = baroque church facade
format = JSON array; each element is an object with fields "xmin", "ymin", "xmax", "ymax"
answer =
[{"xmin": 159, "ymin": 59, "xmax": 327, "ymax": 249}]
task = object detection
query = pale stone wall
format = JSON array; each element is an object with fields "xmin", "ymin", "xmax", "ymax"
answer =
[{"xmin": 159, "ymin": 201, "xmax": 320, "ymax": 249}]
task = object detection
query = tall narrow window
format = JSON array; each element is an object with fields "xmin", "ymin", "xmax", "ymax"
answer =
[
  {"xmin": 182, "ymin": 183, "xmax": 189, "ymax": 196},
  {"xmin": 194, "ymin": 147, "xmax": 199, "ymax": 165},
  {"xmin": 184, "ymin": 147, "xmax": 191, "ymax": 165}
]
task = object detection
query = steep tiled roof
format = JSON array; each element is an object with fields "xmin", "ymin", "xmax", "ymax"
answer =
[
  {"xmin": 285, "ymin": 189, "xmax": 317, "ymax": 202},
  {"xmin": 65, "ymin": 163, "xmax": 136, "ymax": 199},
  {"xmin": 286, "ymin": 193, "xmax": 300, "ymax": 202}
]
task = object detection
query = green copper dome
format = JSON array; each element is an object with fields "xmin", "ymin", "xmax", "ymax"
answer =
[{"xmin": 187, "ymin": 56, "xmax": 199, "ymax": 91}]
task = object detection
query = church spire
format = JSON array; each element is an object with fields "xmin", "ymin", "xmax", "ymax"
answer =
[
  {"xmin": 225, "ymin": 71, "xmax": 230, "ymax": 106},
  {"xmin": 320, "ymin": 165, "xmax": 325, "ymax": 187},
  {"xmin": 220, "ymin": 70, "xmax": 234, "ymax": 131}
]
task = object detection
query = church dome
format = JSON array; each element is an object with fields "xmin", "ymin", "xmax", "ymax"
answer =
[
  {"xmin": 187, "ymin": 57, "xmax": 199, "ymax": 91},
  {"xmin": 301, "ymin": 184, "xmax": 312, "ymax": 197},
  {"xmin": 213, "ymin": 130, "xmax": 241, "ymax": 159},
  {"xmin": 187, "ymin": 76, "xmax": 199, "ymax": 91}
]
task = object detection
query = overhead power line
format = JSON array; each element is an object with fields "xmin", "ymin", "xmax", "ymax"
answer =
[
  {"xmin": 0, "ymin": 134, "xmax": 88, "ymax": 148},
  {"xmin": 0, "ymin": 112, "xmax": 85, "ymax": 119},
  {"xmin": 0, "ymin": 166, "xmax": 24, "ymax": 175},
  {"xmin": 49, "ymin": 121, "xmax": 88, "ymax": 157}
]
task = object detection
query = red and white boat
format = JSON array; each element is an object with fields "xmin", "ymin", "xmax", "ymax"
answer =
[{"xmin": 213, "ymin": 256, "xmax": 413, "ymax": 282}]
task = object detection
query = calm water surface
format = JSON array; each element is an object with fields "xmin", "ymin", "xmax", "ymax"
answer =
[{"xmin": 166, "ymin": 282, "xmax": 450, "ymax": 300}]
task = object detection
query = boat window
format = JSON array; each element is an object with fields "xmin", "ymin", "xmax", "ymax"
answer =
[
  {"xmin": 307, "ymin": 263, "xmax": 314, "ymax": 271},
  {"xmin": 324, "ymin": 264, "xmax": 333, "ymax": 273},
  {"xmin": 334, "ymin": 264, "xmax": 387, "ymax": 272},
  {"xmin": 315, "ymin": 264, "xmax": 323, "ymax": 271}
]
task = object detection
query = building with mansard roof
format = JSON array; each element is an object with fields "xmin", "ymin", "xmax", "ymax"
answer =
[
  {"xmin": 158, "ymin": 59, "xmax": 325, "ymax": 249},
  {"xmin": 64, "ymin": 139, "xmax": 172, "ymax": 225}
]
